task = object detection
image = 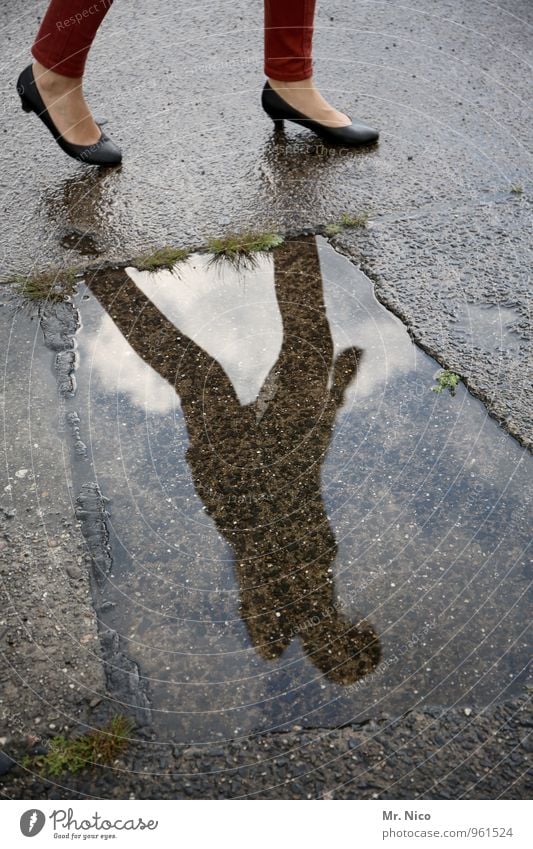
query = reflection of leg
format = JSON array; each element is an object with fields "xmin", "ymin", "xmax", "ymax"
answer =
[
  {"xmin": 256, "ymin": 240, "xmax": 337, "ymax": 563},
  {"xmin": 271, "ymin": 240, "xmax": 363, "ymax": 412},
  {"xmin": 274, "ymin": 237, "xmax": 329, "ymax": 343},
  {"xmin": 270, "ymin": 237, "xmax": 333, "ymax": 398}
]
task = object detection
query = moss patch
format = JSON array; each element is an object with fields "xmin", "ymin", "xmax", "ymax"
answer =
[
  {"xmin": 324, "ymin": 223, "xmax": 342, "ymax": 236},
  {"xmin": 432, "ymin": 370, "xmax": 461, "ymax": 395},
  {"xmin": 22, "ymin": 715, "xmax": 135, "ymax": 776},
  {"xmin": 325, "ymin": 212, "xmax": 369, "ymax": 237},
  {"xmin": 13, "ymin": 267, "xmax": 78, "ymax": 303},
  {"xmin": 340, "ymin": 212, "xmax": 369, "ymax": 228}
]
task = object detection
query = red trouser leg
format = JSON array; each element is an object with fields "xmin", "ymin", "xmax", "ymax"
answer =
[
  {"xmin": 264, "ymin": 0, "xmax": 316, "ymax": 81},
  {"xmin": 31, "ymin": 0, "xmax": 113, "ymax": 78},
  {"xmin": 31, "ymin": 0, "xmax": 315, "ymax": 82}
]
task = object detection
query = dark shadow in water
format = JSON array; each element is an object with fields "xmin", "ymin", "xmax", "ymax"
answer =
[{"xmin": 87, "ymin": 237, "xmax": 381, "ymax": 685}]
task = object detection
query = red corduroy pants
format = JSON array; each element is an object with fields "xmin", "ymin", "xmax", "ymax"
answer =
[{"xmin": 31, "ymin": 0, "xmax": 316, "ymax": 81}]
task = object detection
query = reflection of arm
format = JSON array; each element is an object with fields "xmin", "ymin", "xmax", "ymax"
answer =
[
  {"xmin": 330, "ymin": 347, "xmax": 364, "ymax": 407},
  {"xmin": 264, "ymin": 238, "xmax": 362, "ymax": 422},
  {"xmin": 87, "ymin": 269, "xmax": 253, "ymax": 539},
  {"xmin": 86, "ymin": 268, "xmax": 243, "ymax": 425}
]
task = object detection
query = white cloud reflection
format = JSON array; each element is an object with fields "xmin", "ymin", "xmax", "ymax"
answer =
[{"xmin": 85, "ymin": 240, "xmax": 416, "ymax": 414}]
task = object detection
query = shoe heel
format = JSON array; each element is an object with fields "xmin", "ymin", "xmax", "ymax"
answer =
[{"xmin": 19, "ymin": 95, "xmax": 32, "ymax": 113}]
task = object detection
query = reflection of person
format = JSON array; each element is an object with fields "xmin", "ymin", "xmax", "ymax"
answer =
[
  {"xmin": 87, "ymin": 237, "xmax": 381, "ymax": 684},
  {"xmin": 17, "ymin": 1, "xmax": 378, "ymax": 166}
]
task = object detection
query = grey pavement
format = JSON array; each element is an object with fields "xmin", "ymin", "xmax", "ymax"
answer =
[
  {"xmin": 3, "ymin": 697, "xmax": 531, "ymax": 799},
  {"xmin": 0, "ymin": 0, "xmax": 531, "ymax": 800}
]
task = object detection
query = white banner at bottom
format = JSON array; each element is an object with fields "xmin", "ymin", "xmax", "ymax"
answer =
[{"xmin": 2, "ymin": 799, "xmax": 531, "ymax": 848}]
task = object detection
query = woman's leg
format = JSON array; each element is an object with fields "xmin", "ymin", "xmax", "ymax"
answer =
[
  {"xmin": 30, "ymin": 0, "xmax": 113, "ymax": 145},
  {"xmin": 264, "ymin": 0, "xmax": 351, "ymax": 128}
]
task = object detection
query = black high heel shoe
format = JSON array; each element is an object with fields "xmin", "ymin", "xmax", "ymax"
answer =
[
  {"xmin": 261, "ymin": 81, "xmax": 378, "ymax": 146},
  {"xmin": 16, "ymin": 65, "xmax": 122, "ymax": 166}
]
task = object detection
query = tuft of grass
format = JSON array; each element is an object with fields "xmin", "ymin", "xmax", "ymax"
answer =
[
  {"xmin": 510, "ymin": 184, "xmax": 523, "ymax": 195},
  {"xmin": 134, "ymin": 246, "xmax": 190, "ymax": 272},
  {"xmin": 208, "ymin": 231, "xmax": 284, "ymax": 262},
  {"xmin": 324, "ymin": 212, "xmax": 369, "ymax": 238},
  {"xmin": 13, "ymin": 267, "xmax": 78, "ymax": 303},
  {"xmin": 22, "ymin": 715, "xmax": 135, "ymax": 776},
  {"xmin": 432, "ymin": 370, "xmax": 460, "ymax": 395},
  {"xmin": 340, "ymin": 211, "xmax": 369, "ymax": 228}
]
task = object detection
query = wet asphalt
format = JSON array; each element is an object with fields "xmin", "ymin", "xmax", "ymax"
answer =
[
  {"xmin": 1, "ymin": 0, "xmax": 531, "ymax": 443},
  {"xmin": 0, "ymin": 0, "xmax": 531, "ymax": 799}
]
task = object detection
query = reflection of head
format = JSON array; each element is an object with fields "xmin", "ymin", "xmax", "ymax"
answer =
[
  {"xmin": 241, "ymin": 594, "xmax": 381, "ymax": 684},
  {"xmin": 87, "ymin": 237, "xmax": 382, "ymax": 687},
  {"xmin": 301, "ymin": 615, "xmax": 381, "ymax": 684}
]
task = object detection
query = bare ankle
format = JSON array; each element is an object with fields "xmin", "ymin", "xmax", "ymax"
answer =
[
  {"xmin": 268, "ymin": 77, "xmax": 315, "ymax": 92},
  {"xmin": 32, "ymin": 61, "xmax": 81, "ymax": 95}
]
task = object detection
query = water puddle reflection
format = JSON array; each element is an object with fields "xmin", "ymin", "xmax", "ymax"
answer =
[{"xmin": 69, "ymin": 237, "xmax": 530, "ymax": 742}]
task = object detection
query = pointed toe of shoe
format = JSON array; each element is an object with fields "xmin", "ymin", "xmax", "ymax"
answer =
[
  {"xmin": 296, "ymin": 120, "xmax": 379, "ymax": 148},
  {"xmin": 321, "ymin": 119, "xmax": 379, "ymax": 147},
  {"xmin": 347, "ymin": 121, "xmax": 379, "ymax": 145},
  {"xmin": 59, "ymin": 132, "xmax": 122, "ymax": 166}
]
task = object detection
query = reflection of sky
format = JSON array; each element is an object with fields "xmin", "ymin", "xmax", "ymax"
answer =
[
  {"xmin": 317, "ymin": 241, "xmax": 416, "ymax": 403},
  {"xmin": 82, "ymin": 308, "xmax": 178, "ymax": 414},
  {"xmin": 85, "ymin": 239, "xmax": 416, "ymax": 414}
]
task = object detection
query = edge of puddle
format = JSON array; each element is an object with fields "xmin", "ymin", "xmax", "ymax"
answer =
[{"xmin": 329, "ymin": 239, "xmax": 532, "ymax": 454}]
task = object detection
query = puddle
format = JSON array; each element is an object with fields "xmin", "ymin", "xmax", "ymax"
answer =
[{"xmin": 60, "ymin": 236, "xmax": 530, "ymax": 743}]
